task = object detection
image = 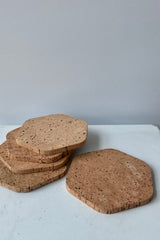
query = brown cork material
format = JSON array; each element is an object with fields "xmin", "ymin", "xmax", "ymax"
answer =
[
  {"xmin": 0, "ymin": 146, "xmax": 67, "ymax": 192},
  {"xmin": 0, "ymin": 142, "xmax": 72, "ymax": 174},
  {"xmin": 66, "ymin": 149, "xmax": 153, "ymax": 214},
  {"xmin": 16, "ymin": 114, "xmax": 88, "ymax": 155},
  {"xmin": 7, "ymin": 128, "xmax": 68, "ymax": 163}
]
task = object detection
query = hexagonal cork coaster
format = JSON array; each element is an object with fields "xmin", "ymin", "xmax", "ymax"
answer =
[
  {"xmin": 0, "ymin": 142, "xmax": 72, "ymax": 174},
  {"xmin": 16, "ymin": 114, "xmax": 88, "ymax": 155},
  {"xmin": 66, "ymin": 149, "xmax": 153, "ymax": 214},
  {"xmin": 7, "ymin": 128, "xmax": 68, "ymax": 163}
]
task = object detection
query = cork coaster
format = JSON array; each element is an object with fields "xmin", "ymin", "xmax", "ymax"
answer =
[
  {"xmin": 7, "ymin": 128, "xmax": 68, "ymax": 163},
  {"xmin": 0, "ymin": 146, "xmax": 67, "ymax": 192},
  {"xmin": 66, "ymin": 149, "xmax": 153, "ymax": 214},
  {"xmin": 0, "ymin": 142, "xmax": 71, "ymax": 174},
  {"xmin": 16, "ymin": 114, "xmax": 88, "ymax": 155}
]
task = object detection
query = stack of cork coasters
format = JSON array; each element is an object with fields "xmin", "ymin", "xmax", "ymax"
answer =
[{"xmin": 0, "ymin": 114, "xmax": 88, "ymax": 192}]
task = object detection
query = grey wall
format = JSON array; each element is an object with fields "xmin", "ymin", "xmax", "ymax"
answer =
[{"xmin": 0, "ymin": 0, "xmax": 160, "ymax": 125}]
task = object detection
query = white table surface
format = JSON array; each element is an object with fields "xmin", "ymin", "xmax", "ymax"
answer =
[{"xmin": 0, "ymin": 124, "xmax": 160, "ymax": 240}]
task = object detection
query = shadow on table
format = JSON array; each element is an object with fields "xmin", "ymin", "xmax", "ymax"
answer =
[
  {"xmin": 75, "ymin": 130, "xmax": 101, "ymax": 155},
  {"xmin": 66, "ymin": 130, "xmax": 101, "ymax": 170},
  {"xmin": 151, "ymin": 167, "xmax": 157, "ymax": 202}
]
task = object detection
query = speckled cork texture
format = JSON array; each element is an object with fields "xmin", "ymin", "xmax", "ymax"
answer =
[
  {"xmin": 66, "ymin": 149, "xmax": 153, "ymax": 214},
  {"xmin": 7, "ymin": 128, "xmax": 68, "ymax": 163},
  {"xmin": 16, "ymin": 114, "xmax": 88, "ymax": 155},
  {"xmin": 0, "ymin": 147, "xmax": 67, "ymax": 192},
  {"xmin": 0, "ymin": 142, "xmax": 71, "ymax": 174}
]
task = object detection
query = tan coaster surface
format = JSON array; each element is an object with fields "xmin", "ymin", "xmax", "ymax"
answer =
[
  {"xmin": 66, "ymin": 149, "xmax": 153, "ymax": 214},
  {"xmin": 7, "ymin": 128, "xmax": 67, "ymax": 163},
  {"xmin": 16, "ymin": 114, "xmax": 88, "ymax": 155},
  {"xmin": 0, "ymin": 142, "xmax": 71, "ymax": 174},
  {"xmin": 0, "ymin": 146, "xmax": 67, "ymax": 192}
]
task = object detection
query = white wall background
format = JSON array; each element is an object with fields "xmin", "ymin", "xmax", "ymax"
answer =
[{"xmin": 0, "ymin": 0, "xmax": 160, "ymax": 125}]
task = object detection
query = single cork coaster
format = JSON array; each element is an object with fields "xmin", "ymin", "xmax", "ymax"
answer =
[
  {"xmin": 0, "ymin": 145, "xmax": 67, "ymax": 192},
  {"xmin": 7, "ymin": 128, "xmax": 68, "ymax": 163},
  {"xmin": 16, "ymin": 114, "xmax": 88, "ymax": 155},
  {"xmin": 66, "ymin": 149, "xmax": 153, "ymax": 214},
  {"xmin": 0, "ymin": 142, "xmax": 71, "ymax": 174}
]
